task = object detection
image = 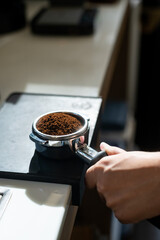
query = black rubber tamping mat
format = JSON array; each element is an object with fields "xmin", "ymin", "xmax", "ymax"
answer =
[{"xmin": 0, "ymin": 93, "xmax": 102, "ymax": 205}]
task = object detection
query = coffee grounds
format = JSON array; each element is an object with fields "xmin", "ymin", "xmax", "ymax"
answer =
[{"xmin": 36, "ymin": 112, "xmax": 82, "ymax": 136}]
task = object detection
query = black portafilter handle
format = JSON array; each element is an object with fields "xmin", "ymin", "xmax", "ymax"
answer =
[
  {"xmin": 76, "ymin": 144, "xmax": 107, "ymax": 166},
  {"xmin": 90, "ymin": 150, "xmax": 107, "ymax": 166}
]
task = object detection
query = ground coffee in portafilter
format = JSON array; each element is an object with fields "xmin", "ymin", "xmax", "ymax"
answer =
[{"xmin": 36, "ymin": 112, "xmax": 82, "ymax": 136}]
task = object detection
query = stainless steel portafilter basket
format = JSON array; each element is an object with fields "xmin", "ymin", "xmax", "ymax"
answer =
[{"xmin": 29, "ymin": 111, "xmax": 107, "ymax": 165}]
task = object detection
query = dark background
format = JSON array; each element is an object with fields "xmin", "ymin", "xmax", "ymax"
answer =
[{"xmin": 135, "ymin": 0, "xmax": 160, "ymax": 151}]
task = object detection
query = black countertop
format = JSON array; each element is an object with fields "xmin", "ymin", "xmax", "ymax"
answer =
[{"xmin": 0, "ymin": 93, "xmax": 102, "ymax": 205}]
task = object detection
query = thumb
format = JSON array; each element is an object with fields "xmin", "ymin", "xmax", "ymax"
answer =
[{"xmin": 100, "ymin": 142, "xmax": 125, "ymax": 155}]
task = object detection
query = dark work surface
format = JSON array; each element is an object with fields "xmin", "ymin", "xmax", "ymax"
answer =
[
  {"xmin": 31, "ymin": 7, "xmax": 97, "ymax": 36},
  {"xmin": 0, "ymin": 93, "xmax": 102, "ymax": 205}
]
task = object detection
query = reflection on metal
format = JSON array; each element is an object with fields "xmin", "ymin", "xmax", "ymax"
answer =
[{"xmin": 0, "ymin": 188, "xmax": 12, "ymax": 220}]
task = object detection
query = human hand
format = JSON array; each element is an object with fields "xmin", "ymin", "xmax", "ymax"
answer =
[{"xmin": 85, "ymin": 142, "xmax": 160, "ymax": 223}]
